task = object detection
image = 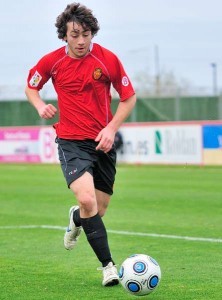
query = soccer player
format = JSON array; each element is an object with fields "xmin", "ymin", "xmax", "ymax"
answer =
[{"xmin": 25, "ymin": 2, "xmax": 136, "ymax": 286}]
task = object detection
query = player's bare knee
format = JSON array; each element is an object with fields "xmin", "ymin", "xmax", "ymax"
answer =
[{"xmin": 78, "ymin": 192, "xmax": 97, "ymax": 213}]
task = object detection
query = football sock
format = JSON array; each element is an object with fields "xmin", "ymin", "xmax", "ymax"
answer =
[
  {"xmin": 80, "ymin": 213, "xmax": 114, "ymax": 267},
  {"xmin": 73, "ymin": 208, "xmax": 81, "ymax": 227}
]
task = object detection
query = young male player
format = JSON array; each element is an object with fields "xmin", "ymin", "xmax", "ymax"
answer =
[{"xmin": 25, "ymin": 2, "xmax": 136, "ymax": 286}]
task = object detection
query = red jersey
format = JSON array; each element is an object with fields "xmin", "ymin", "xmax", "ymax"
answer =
[{"xmin": 27, "ymin": 43, "xmax": 135, "ymax": 140}]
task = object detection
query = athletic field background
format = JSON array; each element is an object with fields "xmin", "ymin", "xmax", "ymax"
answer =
[{"xmin": 1, "ymin": 163, "xmax": 222, "ymax": 299}]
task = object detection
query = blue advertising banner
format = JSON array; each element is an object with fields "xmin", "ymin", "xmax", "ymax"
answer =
[{"xmin": 203, "ymin": 125, "xmax": 222, "ymax": 149}]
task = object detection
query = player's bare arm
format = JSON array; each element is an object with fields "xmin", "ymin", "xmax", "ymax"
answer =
[
  {"xmin": 95, "ymin": 94, "xmax": 136, "ymax": 153},
  {"xmin": 25, "ymin": 86, "xmax": 57, "ymax": 119}
]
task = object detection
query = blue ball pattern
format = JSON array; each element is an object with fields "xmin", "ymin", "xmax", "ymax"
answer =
[
  {"xmin": 127, "ymin": 281, "xmax": 141, "ymax": 293},
  {"xmin": 119, "ymin": 266, "xmax": 124, "ymax": 279},
  {"xmin": 149, "ymin": 275, "xmax": 159, "ymax": 289},
  {"xmin": 150, "ymin": 256, "xmax": 159, "ymax": 266},
  {"xmin": 133, "ymin": 261, "xmax": 146, "ymax": 274}
]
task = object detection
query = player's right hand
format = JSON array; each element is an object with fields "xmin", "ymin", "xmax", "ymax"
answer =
[{"xmin": 38, "ymin": 103, "xmax": 57, "ymax": 119}]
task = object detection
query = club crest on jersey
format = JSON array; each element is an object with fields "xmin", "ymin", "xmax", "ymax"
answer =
[
  {"xmin": 93, "ymin": 68, "xmax": 102, "ymax": 80},
  {"xmin": 29, "ymin": 71, "xmax": 42, "ymax": 87}
]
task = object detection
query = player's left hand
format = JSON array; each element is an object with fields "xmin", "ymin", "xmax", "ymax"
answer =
[{"xmin": 95, "ymin": 127, "xmax": 115, "ymax": 153}]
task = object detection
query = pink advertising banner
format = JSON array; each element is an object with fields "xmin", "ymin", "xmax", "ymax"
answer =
[{"xmin": 0, "ymin": 126, "xmax": 58, "ymax": 163}]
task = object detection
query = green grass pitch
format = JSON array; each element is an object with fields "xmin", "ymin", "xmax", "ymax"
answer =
[{"xmin": 1, "ymin": 163, "xmax": 222, "ymax": 299}]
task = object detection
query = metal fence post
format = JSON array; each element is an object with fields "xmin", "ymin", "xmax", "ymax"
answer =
[{"xmin": 175, "ymin": 89, "xmax": 180, "ymax": 121}]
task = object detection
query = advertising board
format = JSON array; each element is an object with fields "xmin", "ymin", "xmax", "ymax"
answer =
[
  {"xmin": 0, "ymin": 126, "xmax": 58, "ymax": 163},
  {"xmin": 117, "ymin": 124, "xmax": 202, "ymax": 164}
]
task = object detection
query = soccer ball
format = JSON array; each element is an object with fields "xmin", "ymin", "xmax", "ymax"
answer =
[{"xmin": 119, "ymin": 254, "xmax": 161, "ymax": 296}]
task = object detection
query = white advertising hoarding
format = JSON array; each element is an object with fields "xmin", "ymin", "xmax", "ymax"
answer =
[{"xmin": 117, "ymin": 124, "xmax": 202, "ymax": 164}]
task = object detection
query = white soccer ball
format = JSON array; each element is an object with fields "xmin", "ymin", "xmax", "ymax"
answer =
[{"xmin": 119, "ymin": 254, "xmax": 161, "ymax": 296}]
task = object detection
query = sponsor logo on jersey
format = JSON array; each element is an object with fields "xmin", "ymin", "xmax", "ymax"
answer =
[
  {"xmin": 29, "ymin": 71, "xmax": 42, "ymax": 87},
  {"xmin": 122, "ymin": 76, "xmax": 129, "ymax": 86},
  {"xmin": 93, "ymin": 68, "xmax": 102, "ymax": 80}
]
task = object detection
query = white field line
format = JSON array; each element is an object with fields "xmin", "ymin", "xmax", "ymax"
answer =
[{"xmin": 0, "ymin": 225, "xmax": 222, "ymax": 243}]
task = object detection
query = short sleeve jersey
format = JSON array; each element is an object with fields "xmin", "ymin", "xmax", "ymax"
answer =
[{"xmin": 27, "ymin": 43, "xmax": 135, "ymax": 140}]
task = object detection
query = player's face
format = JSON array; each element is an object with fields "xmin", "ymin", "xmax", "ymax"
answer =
[{"xmin": 65, "ymin": 22, "xmax": 92, "ymax": 58}]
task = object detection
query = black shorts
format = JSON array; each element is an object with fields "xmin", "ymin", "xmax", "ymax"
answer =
[{"xmin": 55, "ymin": 138, "xmax": 117, "ymax": 195}]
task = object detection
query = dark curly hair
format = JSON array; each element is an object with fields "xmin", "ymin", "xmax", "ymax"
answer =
[{"xmin": 55, "ymin": 3, "xmax": 100, "ymax": 40}]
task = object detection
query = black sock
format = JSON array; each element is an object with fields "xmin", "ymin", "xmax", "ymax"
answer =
[
  {"xmin": 73, "ymin": 208, "xmax": 81, "ymax": 227},
  {"xmin": 80, "ymin": 213, "xmax": 114, "ymax": 267}
]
